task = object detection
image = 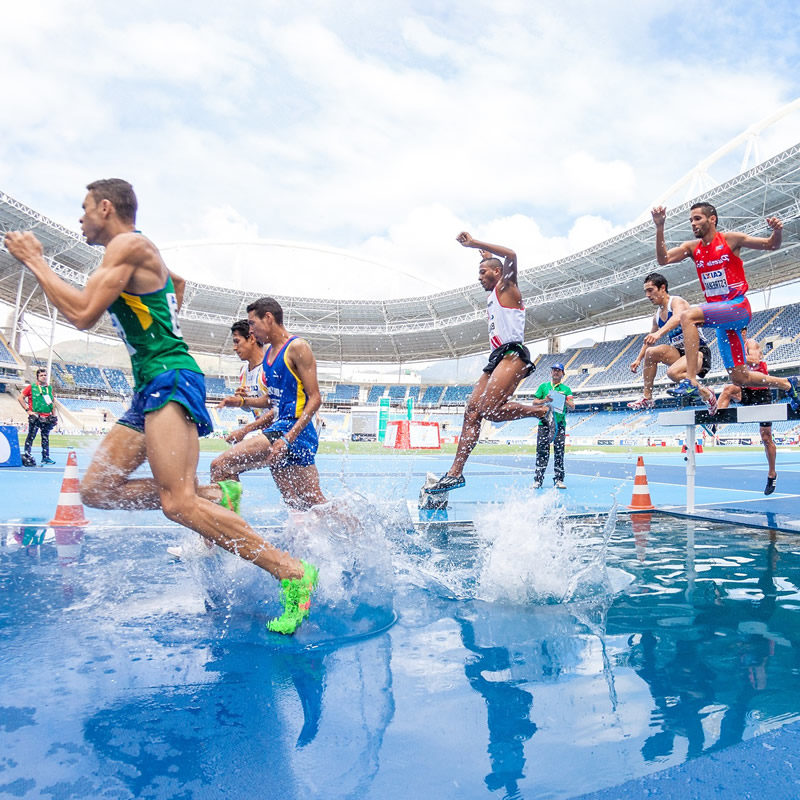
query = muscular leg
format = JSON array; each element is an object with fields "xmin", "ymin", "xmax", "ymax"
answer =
[
  {"xmin": 146, "ymin": 402, "xmax": 303, "ymax": 580},
  {"xmin": 665, "ymin": 352, "xmax": 700, "ymax": 385},
  {"xmin": 644, "ymin": 345, "xmax": 680, "ymax": 395},
  {"xmin": 729, "ymin": 364, "xmax": 791, "ymax": 391},
  {"xmin": 447, "ymin": 357, "xmax": 542, "ymax": 478},
  {"xmin": 82, "ymin": 423, "xmax": 222, "ymax": 509},
  {"xmin": 715, "ymin": 384, "xmax": 742, "ymax": 411},
  {"xmin": 270, "ymin": 463, "xmax": 327, "ymax": 510},
  {"xmin": 678, "ymin": 307, "xmax": 707, "ymax": 387},
  {"xmin": 210, "ymin": 435, "xmax": 273, "ymax": 482},
  {"xmin": 760, "ymin": 425, "xmax": 776, "ymax": 479},
  {"xmin": 81, "ymin": 425, "xmax": 155, "ymax": 509}
]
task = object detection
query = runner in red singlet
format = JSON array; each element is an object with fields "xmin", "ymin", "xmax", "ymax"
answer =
[
  {"xmin": 651, "ymin": 202, "xmax": 799, "ymax": 414},
  {"xmin": 716, "ymin": 337, "xmax": 777, "ymax": 495}
]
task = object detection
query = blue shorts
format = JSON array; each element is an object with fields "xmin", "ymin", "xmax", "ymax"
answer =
[
  {"xmin": 700, "ymin": 295, "xmax": 751, "ymax": 370},
  {"xmin": 263, "ymin": 419, "xmax": 318, "ymax": 467},
  {"xmin": 117, "ymin": 369, "xmax": 214, "ymax": 437}
]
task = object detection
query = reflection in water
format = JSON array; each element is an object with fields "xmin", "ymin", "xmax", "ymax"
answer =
[
  {"xmin": 616, "ymin": 528, "xmax": 800, "ymax": 764},
  {"xmin": 457, "ymin": 613, "xmax": 536, "ymax": 799},
  {"xmin": 81, "ymin": 622, "xmax": 395, "ymax": 799},
  {"xmin": 4, "ymin": 508, "xmax": 800, "ymax": 799}
]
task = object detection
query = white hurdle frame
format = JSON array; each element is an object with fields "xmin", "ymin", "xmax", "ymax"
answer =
[{"xmin": 656, "ymin": 403, "xmax": 794, "ymax": 512}]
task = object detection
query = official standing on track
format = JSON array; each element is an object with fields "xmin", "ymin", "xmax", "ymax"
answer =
[
  {"xmin": 18, "ymin": 367, "xmax": 57, "ymax": 466},
  {"xmin": 533, "ymin": 363, "xmax": 574, "ymax": 489}
]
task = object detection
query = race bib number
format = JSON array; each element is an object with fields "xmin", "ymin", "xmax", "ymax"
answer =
[
  {"xmin": 700, "ymin": 268, "xmax": 729, "ymax": 297},
  {"xmin": 109, "ymin": 312, "xmax": 137, "ymax": 356}
]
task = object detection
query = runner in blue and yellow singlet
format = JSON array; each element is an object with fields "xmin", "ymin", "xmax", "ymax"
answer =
[
  {"xmin": 209, "ymin": 319, "xmax": 282, "ymax": 486},
  {"xmin": 4, "ymin": 179, "xmax": 317, "ymax": 635},
  {"xmin": 218, "ymin": 297, "xmax": 327, "ymax": 518}
]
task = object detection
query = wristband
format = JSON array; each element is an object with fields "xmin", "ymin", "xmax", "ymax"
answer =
[
  {"xmin": 239, "ymin": 395, "xmax": 245, "ymax": 407},
  {"xmin": 280, "ymin": 435, "xmax": 290, "ymax": 446}
]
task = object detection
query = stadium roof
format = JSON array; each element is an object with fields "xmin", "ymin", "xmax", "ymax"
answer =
[{"xmin": 1, "ymin": 143, "xmax": 800, "ymax": 363}]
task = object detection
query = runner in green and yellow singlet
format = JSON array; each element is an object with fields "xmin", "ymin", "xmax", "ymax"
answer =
[{"xmin": 4, "ymin": 179, "xmax": 318, "ymax": 635}]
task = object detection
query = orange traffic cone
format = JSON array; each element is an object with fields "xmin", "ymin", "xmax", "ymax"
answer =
[
  {"xmin": 49, "ymin": 450, "xmax": 89, "ymax": 527},
  {"xmin": 628, "ymin": 456, "xmax": 655, "ymax": 511}
]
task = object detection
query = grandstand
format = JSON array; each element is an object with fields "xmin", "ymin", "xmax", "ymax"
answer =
[
  {"xmin": 5, "ymin": 311, "xmax": 800, "ymax": 443},
  {"xmin": 1, "ymin": 125, "xmax": 800, "ymax": 444}
]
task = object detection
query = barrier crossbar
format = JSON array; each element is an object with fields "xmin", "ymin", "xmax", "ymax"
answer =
[{"xmin": 656, "ymin": 403, "xmax": 800, "ymax": 512}]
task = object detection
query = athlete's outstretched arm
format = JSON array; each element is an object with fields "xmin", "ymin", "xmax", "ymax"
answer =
[
  {"xmin": 456, "ymin": 231, "xmax": 518, "ymax": 284},
  {"xmin": 725, "ymin": 217, "xmax": 783, "ymax": 253},
  {"xmin": 4, "ymin": 230, "xmax": 137, "ymax": 330},
  {"xmin": 652, "ymin": 206, "xmax": 694, "ymax": 266},
  {"xmin": 225, "ymin": 408, "xmax": 276, "ymax": 444},
  {"xmin": 220, "ymin": 392, "xmax": 271, "ymax": 410}
]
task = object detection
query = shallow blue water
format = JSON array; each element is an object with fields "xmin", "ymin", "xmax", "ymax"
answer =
[{"xmin": 2, "ymin": 451, "xmax": 800, "ymax": 798}]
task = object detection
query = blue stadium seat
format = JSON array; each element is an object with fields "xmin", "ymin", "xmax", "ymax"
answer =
[
  {"xmin": 102, "ymin": 368, "xmax": 132, "ymax": 395},
  {"xmin": 387, "ymin": 385, "xmax": 407, "ymax": 402},
  {"xmin": 420, "ymin": 386, "xmax": 444, "ymax": 405},
  {"xmin": 326, "ymin": 384, "xmax": 360, "ymax": 403},
  {"xmin": 441, "ymin": 385, "xmax": 472, "ymax": 405},
  {"xmin": 366, "ymin": 385, "xmax": 386, "ymax": 404}
]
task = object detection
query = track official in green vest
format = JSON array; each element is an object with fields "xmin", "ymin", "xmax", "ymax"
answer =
[
  {"xmin": 18, "ymin": 367, "xmax": 58, "ymax": 466},
  {"xmin": 533, "ymin": 363, "xmax": 575, "ymax": 489}
]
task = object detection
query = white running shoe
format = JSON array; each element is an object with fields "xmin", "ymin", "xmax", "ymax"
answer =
[{"xmin": 627, "ymin": 396, "xmax": 654, "ymax": 411}]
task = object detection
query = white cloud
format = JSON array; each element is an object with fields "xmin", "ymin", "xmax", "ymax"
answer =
[{"xmin": 1, "ymin": 1, "xmax": 799, "ymax": 304}]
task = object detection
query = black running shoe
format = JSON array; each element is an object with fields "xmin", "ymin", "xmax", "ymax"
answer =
[
  {"xmin": 425, "ymin": 474, "xmax": 466, "ymax": 494},
  {"xmin": 787, "ymin": 377, "xmax": 800, "ymax": 411},
  {"xmin": 765, "ymin": 475, "xmax": 777, "ymax": 496}
]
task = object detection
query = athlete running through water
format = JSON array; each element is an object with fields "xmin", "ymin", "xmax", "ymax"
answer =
[
  {"xmin": 3, "ymin": 179, "xmax": 317, "ymax": 635},
  {"xmin": 651, "ymin": 202, "xmax": 800, "ymax": 413},
  {"xmin": 218, "ymin": 297, "xmax": 328, "ymax": 514},
  {"xmin": 425, "ymin": 232, "xmax": 551, "ymax": 494}
]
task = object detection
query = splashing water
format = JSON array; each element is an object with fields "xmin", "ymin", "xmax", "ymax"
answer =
[
  {"xmin": 474, "ymin": 492, "xmax": 629, "ymax": 605},
  {"xmin": 178, "ymin": 490, "xmax": 398, "ymax": 641}
]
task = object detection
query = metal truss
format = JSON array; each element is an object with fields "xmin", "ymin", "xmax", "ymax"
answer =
[{"xmin": 2, "ymin": 141, "xmax": 800, "ymax": 363}]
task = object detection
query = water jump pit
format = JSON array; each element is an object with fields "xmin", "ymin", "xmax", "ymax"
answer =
[{"xmin": 3, "ymin": 454, "xmax": 800, "ymax": 800}]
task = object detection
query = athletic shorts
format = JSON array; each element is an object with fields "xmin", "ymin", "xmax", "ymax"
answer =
[
  {"xmin": 675, "ymin": 343, "xmax": 713, "ymax": 378},
  {"xmin": 700, "ymin": 295, "xmax": 751, "ymax": 370},
  {"xmin": 117, "ymin": 369, "xmax": 213, "ymax": 437},
  {"xmin": 263, "ymin": 419, "xmax": 318, "ymax": 467},
  {"xmin": 483, "ymin": 342, "xmax": 535, "ymax": 377},
  {"xmin": 741, "ymin": 386, "xmax": 772, "ymax": 428}
]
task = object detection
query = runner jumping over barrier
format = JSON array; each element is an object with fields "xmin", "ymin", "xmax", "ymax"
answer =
[
  {"xmin": 651, "ymin": 202, "xmax": 800, "ymax": 414},
  {"xmin": 425, "ymin": 232, "xmax": 552, "ymax": 495}
]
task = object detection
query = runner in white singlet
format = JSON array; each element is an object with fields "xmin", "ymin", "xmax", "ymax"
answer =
[
  {"xmin": 209, "ymin": 319, "xmax": 275, "ymax": 482},
  {"xmin": 425, "ymin": 232, "xmax": 552, "ymax": 495}
]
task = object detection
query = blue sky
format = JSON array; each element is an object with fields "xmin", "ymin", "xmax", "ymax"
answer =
[{"xmin": 2, "ymin": 0, "xmax": 800, "ymax": 304}]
